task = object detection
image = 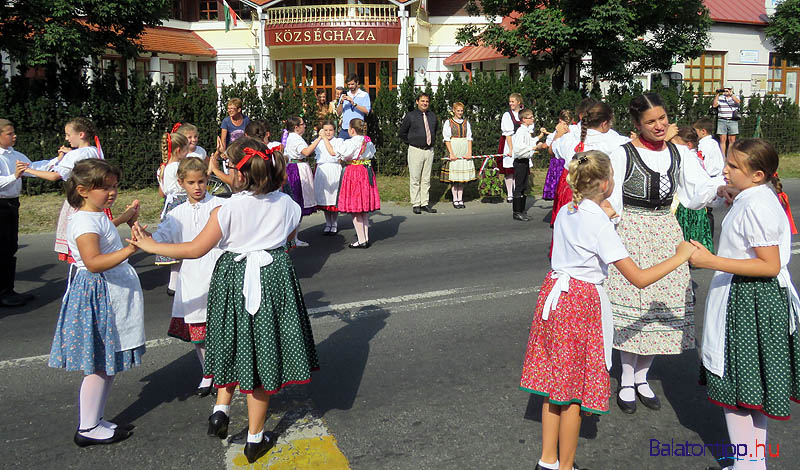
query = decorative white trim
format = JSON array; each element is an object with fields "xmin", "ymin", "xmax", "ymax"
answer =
[{"xmin": 428, "ymin": 16, "xmax": 496, "ymax": 25}]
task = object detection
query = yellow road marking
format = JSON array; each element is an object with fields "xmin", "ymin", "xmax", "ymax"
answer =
[{"xmin": 231, "ymin": 435, "xmax": 350, "ymax": 469}]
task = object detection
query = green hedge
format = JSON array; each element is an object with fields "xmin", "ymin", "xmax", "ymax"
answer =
[{"xmin": 3, "ymin": 66, "xmax": 799, "ymax": 196}]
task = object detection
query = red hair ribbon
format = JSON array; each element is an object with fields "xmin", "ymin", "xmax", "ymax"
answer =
[
  {"xmin": 167, "ymin": 132, "xmax": 172, "ymax": 159},
  {"xmin": 171, "ymin": 122, "xmax": 182, "ymax": 133},
  {"xmin": 94, "ymin": 136, "xmax": 104, "ymax": 159},
  {"xmin": 235, "ymin": 147, "xmax": 274, "ymax": 170},
  {"xmin": 574, "ymin": 142, "xmax": 585, "ymax": 153},
  {"xmin": 773, "ymin": 172, "xmax": 779, "ymax": 178}
]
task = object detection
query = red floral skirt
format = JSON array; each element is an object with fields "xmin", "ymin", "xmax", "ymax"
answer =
[
  {"xmin": 336, "ymin": 165, "xmax": 380, "ymax": 213},
  {"xmin": 168, "ymin": 317, "xmax": 207, "ymax": 343},
  {"xmin": 519, "ymin": 272, "xmax": 610, "ymax": 414}
]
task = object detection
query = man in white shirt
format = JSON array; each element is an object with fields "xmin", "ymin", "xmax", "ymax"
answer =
[{"xmin": 0, "ymin": 120, "xmax": 33, "ymax": 307}]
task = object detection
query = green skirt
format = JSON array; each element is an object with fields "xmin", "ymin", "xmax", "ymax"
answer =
[
  {"xmin": 204, "ymin": 249, "xmax": 318, "ymax": 393},
  {"xmin": 675, "ymin": 204, "xmax": 714, "ymax": 253},
  {"xmin": 701, "ymin": 276, "xmax": 800, "ymax": 419}
]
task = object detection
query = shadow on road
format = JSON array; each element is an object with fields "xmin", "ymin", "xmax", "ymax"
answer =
[{"xmin": 310, "ymin": 307, "xmax": 389, "ymax": 415}]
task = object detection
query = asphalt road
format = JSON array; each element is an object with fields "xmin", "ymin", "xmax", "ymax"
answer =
[{"xmin": 2, "ymin": 182, "xmax": 800, "ymax": 470}]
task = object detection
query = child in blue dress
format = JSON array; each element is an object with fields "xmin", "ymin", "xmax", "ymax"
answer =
[{"xmin": 48, "ymin": 159, "xmax": 144, "ymax": 447}]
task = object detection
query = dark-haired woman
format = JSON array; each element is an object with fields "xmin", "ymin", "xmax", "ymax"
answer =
[{"xmin": 605, "ymin": 93, "xmax": 724, "ymax": 413}]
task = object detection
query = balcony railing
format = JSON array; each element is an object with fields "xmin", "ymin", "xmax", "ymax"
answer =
[{"xmin": 265, "ymin": 4, "xmax": 398, "ymax": 26}]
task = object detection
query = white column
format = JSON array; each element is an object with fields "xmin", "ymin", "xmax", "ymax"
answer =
[
  {"xmin": 149, "ymin": 55, "xmax": 161, "ymax": 84},
  {"xmin": 260, "ymin": 8, "xmax": 271, "ymax": 87},
  {"xmin": 335, "ymin": 57, "xmax": 345, "ymax": 87},
  {"xmin": 397, "ymin": 6, "xmax": 410, "ymax": 84}
]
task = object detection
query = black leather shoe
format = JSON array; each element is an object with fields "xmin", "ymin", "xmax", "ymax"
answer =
[
  {"xmin": 166, "ymin": 288, "xmax": 175, "ymax": 297},
  {"xmin": 635, "ymin": 382, "xmax": 662, "ymax": 410},
  {"xmin": 348, "ymin": 241, "xmax": 370, "ymax": 249},
  {"xmin": 207, "ymin": 411, "xmax": 229, "ymax": 439},
  {"xmin": 0, "ymin": 291, "xmax": 28, "ymax": 307},
  {"xmin": 412, "ymin": 206, "xmax": 422, "ymax": 214},
  {"xmin": 617, "ymin": 385, "xmax": 637, "ymax": 414},
  {"xmin": 196, "ymin": 386, "xmax": 213, "ymax": 397},
  {"xmin": 243, "ymin": 436, "xmax": 275, "ymax": 463},
  {"xmin": 513, "ymin": 212, "xmax": 531, "ymax": 221},
  {"xmin": 74, "ymin": 427, "xmax": 132, "ymax": 447},
  {"xmin": 421, "ymin": 205, "xmax": 437, "ymax": 213}
]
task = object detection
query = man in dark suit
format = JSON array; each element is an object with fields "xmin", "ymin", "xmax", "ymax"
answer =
[{"xmin": 399, "ymin": 92, "xmax": 438, "ymax": 214}]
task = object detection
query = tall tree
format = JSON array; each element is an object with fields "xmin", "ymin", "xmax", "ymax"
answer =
[
  {"xmin": 456, "ymin": 0, "xmax": 712, "ymax": 88},
  {"xmin": 766, "ymin": 0, "xmax": 800, "ymax": 64},
  {"xmin": 0, "ymin": 0, "xmax": 169, "ymax": 68}
]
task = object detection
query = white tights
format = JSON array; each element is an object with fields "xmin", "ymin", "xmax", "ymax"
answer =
[
  {"xmin": 352, "ymin": 213, "xmax": 369, "ymax": 243},
  {"xmin": 619, "ymin": 352, "xmax": 655, "ymax": 401},
  {"xmin": 323, "ymin": 210, "xmax": 338, "ymax": 229},
  {"xmin": 724, "ymin": 408, "xmax": 768, "ymax": 470},
  {"xmin": 450, "ymin": 184, "xmax": 464, "ymax": 203},
  {"xmin": 504, "ymin": 174, "xmax": 514, "ymax": 199},
  {"xmin": 196, "ymin": 343, "xmax": 212, "ymax": 388},
  {"xmin": 78, "ymin": 372, "xmax": 116, "ymax": 439}
]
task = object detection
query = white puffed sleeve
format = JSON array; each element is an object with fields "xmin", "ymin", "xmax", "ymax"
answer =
[
  {"xmin": 151, "ymin": 213, "xmax": 180, "ymax": 244},
  {"xmin": 442, "ymin": 120, "xmax": 452, "ymax": 142},
  {"xmin": 741, "ymin": 204, "xmax": 783, "ymax": 248},
  {"xmin": 608, "ymin": 145, "xmax": 627, "ymax": 217},
  {"xmin": 334, "ymin": 137, "xmax": 362, "ymax": 161},
  {"xmin": 500, "ymin": 112, "xmax": 515, "ymax": 136}
]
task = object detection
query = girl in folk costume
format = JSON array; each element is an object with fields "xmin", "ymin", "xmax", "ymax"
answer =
[
  {"xmin": 156, "ymin": 125, "xmax": 190, "ymax": 295},
  {"xmin": 542, "ymin": 110, "xmax": 573, "ymax": 200},
  {"xmin": 176, "ymin": 122, "xmax": 207, "ymax": 159},
  {"xmin": 128, "ymin": 137, "xmax": 318, "ymax": 464},
  {"xmin": 150, "ymin": 157, "xmax": 225, "ymax": 397},
  {"xmin": 335, "ymin": 118, "xmax": 380, "ymax": 248},
  {"xmin": 669, "ymin": 126, "xmax": 715, "ymax": 253},
  {"xmin": 439, "ymin": 102, "xmax": 476, "ymax": 209},
  {"xmin": 690, "ymin": 139, "xmax": 800, "ymax": 470},
  {"xmin": 24, "ymin": 118, "xmax": 115, "ymax": 262},
  {"xmin": 605, "ymin": 93, "xmax": 724, "ymax": 414},
  {"xmin": 48, "ymin": 159, "xmax": 143, "ymax": 447},
  {"xmin": 497, "ymin": 93, "xmax": 524, "ymax": 203},
  {"xmin": 314, "ymin": 120, "xmax": 343, "ymax": 235},
  {"xmin": 521, "ymin": 151, "xmax": 696, "ymax": 470},
  {"xmin": 550, "ymin": 102, "xmax": 628, "ymax": 243},
  {"xmin": 284, "ymin": 116, "xmax": 323, "ymax": 247}
]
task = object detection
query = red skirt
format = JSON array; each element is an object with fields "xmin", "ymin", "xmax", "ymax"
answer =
[
  {"xmin": 519, "ymin": 272, "xmax": 610, "ymax": 414},
  {"xmin": 496, "ymin": 137, "xmax": 515, "ymax": 175},
  {"xmin": 551, "ymin": 170, "xmax": 573, "ymax": 228},
  {"xmin": 168, "ymin": 317, "xmax": 207, "ymax": 343},
  {"xmin": 336, "ymin": 165, "xmax": 380, "ymax": 213}
]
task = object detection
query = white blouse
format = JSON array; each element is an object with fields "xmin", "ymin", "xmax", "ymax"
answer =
[
  {"xmin": 702, "ymin": 184, "xmax": 800, "ymax": 377},
  {"xmin": 554, "ymin": 129, "xmax": 629, "ymax": 170},
  {"xmin": 500, "ymin": 110, "xmax": 520, "ymax": 136},
  {"xmin": 152, "ymin": 193, "xmax": 224, "ymax": 322},
  {"xmin": 187, "ymin": 146, "xmax": 207, "ymax": 159},
  {"xmin": 284, "ymin": 133, "xmax": 309, "ymax": 161},
  {"xmin": 335, "ymin": 136, "xmax": 376, "ymax": 161},
  {"xmin": 159, "ymin": 161, "xmax": 186, "ymax": 197},
  {"xmin": 697, "ymin": 136, "xmax": 724, "ymax": 178},
  {"xmin": 442, "ymin": 118, "xmax": 473, "ymax": 141},
  {"xmin": 315, "ymin": 138, "xmax": 343, "ymax": 165},
  {"xmin": 608, "ymin": 143, "xmax": 723, "ymax": 216},
  {"xmin": 550, "ymin": 199, "xmax": 630, "ymax": 369},
  {"xmin": 54, "ymin": 146, "xmax": 100, "ymax": 180}
]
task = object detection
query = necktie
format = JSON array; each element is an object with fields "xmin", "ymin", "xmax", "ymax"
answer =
[{"xmin": 423, "ymin": 112, "xmax": 431, "ymax": 146}]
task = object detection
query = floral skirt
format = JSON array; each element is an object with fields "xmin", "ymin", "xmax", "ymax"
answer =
[
  {"xmin": 701, "ymin": 276, "xmax": 800, "ymax": 420},
  {"xmin": 608, "ymin": 207, "xmax": 695, "ymax": 355},
  {"xmin": 155, "ymin": 195, "xmax": 187, "ymax": 265},
  {"xmin": 520, "ymin": 272, "xmax": 610, "ymax": 414},
  {"xmin": 336, "ymin": 165, "xmax": 380, "ymax": 213},
  {"xmin": 168, "ymin": 317, "xmax": 207, "ymax": 343},
  {"xmin": 204, "ymin": 250, "xmax": 319, "ymax": 394},
  {"xmin": 542, "ymin": 158, "xmax": 565, "ymax": 200},
  {"xmin": 675, "ymin": 204, "xmax": 714, "ymax": 253},
  {"xmin": 48, "ymin": 270, "xmax": 145, "ymax": 375}
]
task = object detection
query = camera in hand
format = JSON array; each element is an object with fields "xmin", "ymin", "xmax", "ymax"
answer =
[{"xmin": 716, "ymin": 89, "xmax": 726, "ymax": 93}]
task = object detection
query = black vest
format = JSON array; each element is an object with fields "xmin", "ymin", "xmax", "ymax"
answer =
[{"xmin": 622, "ymin": 142, "xmax": 681, "ymax": 209}]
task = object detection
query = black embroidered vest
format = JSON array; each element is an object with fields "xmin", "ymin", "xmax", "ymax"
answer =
[{"xmin": 622, "ymin": 142, "xmax": 681, "ymax": 209}]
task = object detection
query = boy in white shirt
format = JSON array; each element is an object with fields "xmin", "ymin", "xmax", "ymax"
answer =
[
  {"xmin": 511, "ymin": 109, "xmax": 540, "ymax": 221},
  {"xmin": 0, "ymin": 119, "xmax": 33, "ymax": 307},
  {"xmin": 692, "ymin": 117, "xmax": 724, "ymax": 178}
]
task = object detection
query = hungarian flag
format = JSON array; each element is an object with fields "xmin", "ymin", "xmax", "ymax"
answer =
[{"xmin": 223, "ymin": 0, "xmax": 237, "ymax": 32}]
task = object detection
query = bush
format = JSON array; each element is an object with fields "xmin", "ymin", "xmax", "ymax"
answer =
[{"xmin": 3, "ymin": 66, "xmax": 799, "ymax": 196}]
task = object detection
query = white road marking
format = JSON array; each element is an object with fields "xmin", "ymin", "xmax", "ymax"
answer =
[
  {"xmin": 792, "ymin": 241, "xmax": 800, "ymax": 254},
  {"xmin": 0, "ymin": 284, "xmax": 538, "ymax": 369}
]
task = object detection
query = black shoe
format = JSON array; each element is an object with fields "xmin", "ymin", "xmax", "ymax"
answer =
[
  {"xmin": 617, "ymin": 385, "xmax": 637, "ymax": 414},
  {"xmin": 635, "ymin": 382, "xmax": 661, "ymax": 410},
  {"xmin": 413, "ymin": 206, "xmax": 422, "ymax": 214},
  {"xmin": 166, "ymin": 288, "xmax": 175, "ymax": 297},
  {"xmin": 512, "ymin": 212, "xmax": 531, "ymax": 221},
  {"xmin": 243, "ymin": 436, "xmax": 275, "ymax": 463},
  {"xmin": 195, "ymin": 385, "xmax": 213, "ymax": 397},
  {"xmin": 348, "ymin": 241, "xmax": 370, "ymax": 249},
  {"xmin": 506, "ymin": 197, "xmax": 513, "ymax": 203},
  {"xmin": 452, "ymin": 202, "xmax": 459, "ymax": 209},
  {"xmin": 0, "ymin": 291, "xmax": 28, "ymax": 307},
  {"xmin": 207, "ymin": 411, "xmax": 229, "ymax": 439},
  {"xmin": 458, "ymin": 203, "xmax": 466, "ymax": 209},
  {"xmin": 421, "ymin": 205, "xmax": 437, "ymax": 213},
  {"xmin": 74, "ymin": 426, "xmax": 132, "ymax": 447}
]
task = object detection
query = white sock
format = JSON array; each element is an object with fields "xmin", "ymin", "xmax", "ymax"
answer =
[
  {"xmin": 199, "ymin": 377, "xmax": 213, "ymax": 388},
  {"xmin": 213, "ymin": 405, "xmax": 230, "ymax": 416},
  {"xmin": 537, "ymin": 458, "xmax": 559, "ymax": 469},
  {"xmin": 247, "ymin": 430, "xmax": 266, "ymax": 443},
  {"xmin": 99, "ymin": 417, "xmax": 118, "ymax": 430},
  {"xmin": 619, "ymin": 351, "xmax": 636, "ymax": 401}
]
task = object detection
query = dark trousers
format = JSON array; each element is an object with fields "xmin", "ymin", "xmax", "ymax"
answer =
[
  {"xmin": 0, "ymin": 197, "xmax": 20, "ymax": 293},
  {"xmin": 512, "ymin": 159, "xmax": 531, "ymax": 198}
]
